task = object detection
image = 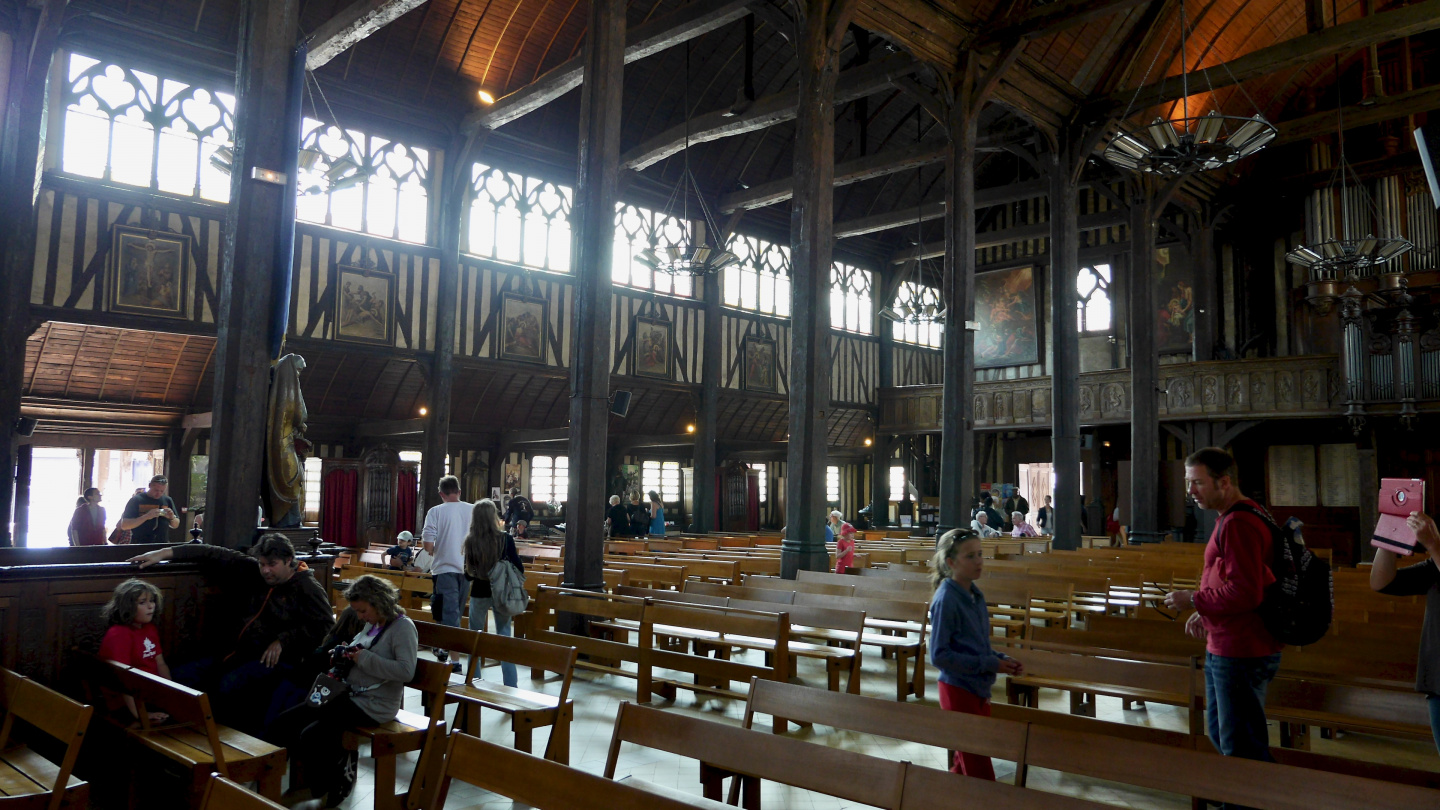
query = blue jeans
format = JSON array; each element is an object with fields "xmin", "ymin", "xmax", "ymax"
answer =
[
  {"xmin": 172, "ymin": 656, "xmax": 295, "ymax": 736},
  {"xmin": 433, "ymin": 572, "xmax": 470, "ymax": 628},
  {"xmin": 469, "ymin": 596, "xmax": 519, "ymax": 688},
  {"xmin": 1205, "ymin": 651, "xmax": 1281, "ymax": 762},
  {"xmin": 1429, "ymin": 694, "xmax": 1440, "ymax": 754}
]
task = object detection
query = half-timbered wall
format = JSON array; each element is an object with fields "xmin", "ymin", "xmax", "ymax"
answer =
[
  {"xmin": 893, "ymin": 345, "xmax": 942, "ymax": 386},
  {"xmin": 722, "ymin": 314, "xmax": 790, "ymax": 396},
  {"xmin": 610, "ymin": 290, "xmax": 705, "ymax": 384},
  {"xmin": 290, "ymin": 228, "xmax": 440, "ymax": 352},
  {"xmin": 831, "ymin": 334, "xmax": 879, "ymax": 406}
]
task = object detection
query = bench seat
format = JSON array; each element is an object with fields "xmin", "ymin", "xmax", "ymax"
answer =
[
  {"xmin": 0, "ymin": 746, "xmax": 88, "ymax": 809},
  {"xmin": 615, "ymin": 776, "xmax": 735, "ymax": 809}
]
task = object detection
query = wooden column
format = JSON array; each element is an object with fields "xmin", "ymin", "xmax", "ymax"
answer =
[
  {"xmin": 1128, "ymin": 180, "xmax": 1159, "ymax": 536},
  {"xmin": 782, "ymin": 0, "xmax": 855, "ymax": 578},
  {"xmin": 79, "ymin": 448, "xmax": 96, "ymax": 494},
  {"xmin": 1048, "ymin": 143, "xmax": 1081, "ymax": 551},
  {"xmin": 421, "ymin": 133, "xmax": 479, "ymax": 515},
  {"xmin": 692, "ymin": 271, "xmax": 721, "ymax": 532},
  {"xmin": 563, "ymin": 0, "xmax": 624, "ymax": 592},
  {"xmin": 1192, "ymin": 212, "xmax": 1218, "ymax": 362},
  {"xmin": 871, "ymin": 298, "xmax": 893, "ymax": 526},
  {"xmin": 164, "ymin": 430, "xmax": 188, "ymax": 541},
  {"xmin": 0, "ymin": 0, "xmax": 64, "ymax": 548},
  {"xmin": 12, "ymin": 445, "xmax": 31, "ymax": 547},
  {"xmin": 937, "ymin": 97, "xmax": 978, "ymax": 531},
  {"xmin": 204, "ymin": 0, "xmax": 301, "ymax": 548}
]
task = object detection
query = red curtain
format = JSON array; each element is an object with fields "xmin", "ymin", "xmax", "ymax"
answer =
[
  {"xmin": 394, "ymin": 469, "xmax": 418, "ymax": 537},
  {"xmin": 321, "ymin": 468, "xmax": 359, "ymax": 547}
]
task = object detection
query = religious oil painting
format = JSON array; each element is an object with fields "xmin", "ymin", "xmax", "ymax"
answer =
[
  {"xmin": 499, "ymin": 293, "xmax": 548, "ymax": 364},
  {"xmin": 1154, "ymin": 247, "xmax": 1196, "ymax": 353},
  {"xmin": 743, "ymin": 334, "xmax": 778, "ymax": 393},
  {"xmin": 109, "ymin": 225, "xmax": 191, "ymax": 318},
  {"xmin": 633, "ymin": 316, "xmax": 673, "ymax": 379},
  {"xmin": 973, "ymin": 266, "xmax": 1039, "ymax": 368},
  {"xmin": 335, "ymin": 265, "xmax": 394, "ymax": 345}
]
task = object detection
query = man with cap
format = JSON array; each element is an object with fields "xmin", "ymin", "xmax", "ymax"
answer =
[
  {"xmin": 120, "ymin": 475, "xmax": 180, "ymax": 543},
  {"xmin": 385, "ymin": 531, "xmax": 415, "ymax": 570}
]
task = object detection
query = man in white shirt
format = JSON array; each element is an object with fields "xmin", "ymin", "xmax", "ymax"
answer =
[
  {"xmin": 422, "ymin": 475, "xmax": 472, "ymax": 667},
  {"xmin": 969, "ymin": 511, "xmax": 1001, "ymax": 538}
]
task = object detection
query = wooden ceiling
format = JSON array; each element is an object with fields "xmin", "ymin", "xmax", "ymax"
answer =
[{"xmin": 23, "ymin": 323, "xmax": 216, "ymax": 407}]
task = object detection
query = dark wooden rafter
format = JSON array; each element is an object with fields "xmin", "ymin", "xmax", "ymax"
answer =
[
  {"xmin": 1274, "ymin": 83, "xmax": 1440, "ymax": 145},
  {"xmin": 720, "ymin": 140, "xmax": 944, "ymax": 212},
  {"xmin": 977, "ymin": 0, "xmax": 1152, "ymax": 50},
  {"xmin": 463, "ymin": 0, "xmax": 753, "ymax": 132},
  {"xmin": 1092, "ymin": 0, "xmax": 1440, "ymax": 116},
  {"xmin": 889, "ymin": 208, "xmax": 1127, "ymax": 262},
  {"xmin": 834, "ymin": 177, "xmax": 1051, "ymax": 239},
  {"xmin": 305, "ymin": 0, "xmax": 430, "ymax": 69},
  {"xmin": 623, "ymin": 51, "xmax": 920, "ymax": 170}
]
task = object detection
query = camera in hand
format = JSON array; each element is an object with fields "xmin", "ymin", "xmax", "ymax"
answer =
[{"xmin": 329, "ymin": 644, "xmax": 360, "ymax": 677}]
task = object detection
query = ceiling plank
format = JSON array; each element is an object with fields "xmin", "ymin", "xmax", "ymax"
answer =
[
  {"xmin": 622, "ymin": 51, "xmax": 921, "ymax": 170},
  {"xmin": 834, "ymin": 178, "xmax": 1052, "ymax": 239},
  {"xmin": 889, "ymin": 209, "xmax": 1127, "ymax": 262},
  {"xmin": 464, "ymin": 0, "xmax": 754, "ymax": 131},
  {"xmin": 978, "ymin": 0, "xmax": 1152, "ymax": 50},
  {"xmin": 306, "ymin": 0, "xmax": 431, "ymax": 70},
  {"xmin": 1094, "ymin": 0, "xmax": 1440, "ymax": 116},
  {"xmin": 1273, "ymin": 84, "xmax": 1440, "ymax": 145}
]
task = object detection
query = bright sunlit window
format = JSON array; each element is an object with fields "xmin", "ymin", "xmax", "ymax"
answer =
[
  {"xmin": 61, "ymin": 53, "xmax": 235, "ymax": 202},
  {"xmin": 530, "ymin": 455, "xmax": 568, "ymax": 505},
  {"xmin": 613, "ymin": 203, "xmax": 695, "ymax": 297},
  {"xmin": 723, "ymin": 234, "xmax": 791, "ymax": 317},
  {"xmin": 303, "ymin": 457, "xmax": 323, "ymax": 524},
  {"xmin": 826, "ymin": 466, "xmax": 841, "ymax": 504},
  {"xmin": 1077, "ymin": 264, "xmax": 1113, "ymax": 333},
  {"xmin": 295, "ymin": 119, "xmax": 429, "ymax": 243},
  {"xmin": 749, "ymin": 463, "xmax": 767, "ymax": 502},
  {"xmin": 642, "ymin": 460, "xmax": 682, "ymax": 502},
  {"xmin": 889, "ymin": 465, "xmax": 906, "ymax": 502},
  {"xmin": 891, "ymin": 281, "xmax": 944, "ymax": 348},
  {"xmin": 467, "ymin": 163, "xmax": 573, "ymax": 272},
  {"xmin": 830, "ymin": 262, "xmax": 873, "ymax": 334}
]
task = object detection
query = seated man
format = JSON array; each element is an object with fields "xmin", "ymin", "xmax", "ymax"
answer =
[
  {"xmin": 385, "ymin": 531, "xmax": 415, "ymax": 570},
  {"xmin": 970, "ymin": 511, "xmax": 1001, "ymax": 538},
  {"xmin": 1010, "ymin": 511, "xmax": 1039, "ymax": 538},
  {"xmin": 129, "ymin": 533, "xmax": 334, "ymax": 736}
]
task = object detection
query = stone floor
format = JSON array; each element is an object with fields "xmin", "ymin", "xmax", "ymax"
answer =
[{"xmin": 297, "ymin": 637, "xmax": 1440, "ymax": 810}]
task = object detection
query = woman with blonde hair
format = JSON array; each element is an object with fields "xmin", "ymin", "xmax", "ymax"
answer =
[{"xmin": 464, "ymin": 498, "xmax": 524, "ymax": 687}]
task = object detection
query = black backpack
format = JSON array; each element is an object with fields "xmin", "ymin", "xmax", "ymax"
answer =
[
  {"xmin": 511, "ymin": 496, "xmax": 534, "ymax": 524},
  {"xmin": 1226, "ymin": 501, "xmax": 1333, "ymax": 647}
]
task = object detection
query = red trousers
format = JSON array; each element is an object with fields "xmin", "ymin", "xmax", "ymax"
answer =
[{"xmin": 937, "ymin": 681, "xmax": 997, "ymax": 780}]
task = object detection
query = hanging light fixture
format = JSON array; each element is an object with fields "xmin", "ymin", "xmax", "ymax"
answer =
[
  {"xmin": 881, "ymin": 109, "xmax": 945, "ymax": 327},
  {"xmin": 636, "ymin": 42, "xmax": 738, "ymax": 277},
  {"xmin": 1102, "ymin": 0, "xmax": 1277, "ymax": 176},
  {"xmin": 1286, "ymin": 56, "xmax": 1412, "ymax": 305}
]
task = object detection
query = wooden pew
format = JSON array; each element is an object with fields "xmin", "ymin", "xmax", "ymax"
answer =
[
  {"xmin": 415, "ymin": 621, "xmax": 578, "ymax": 763},
  {"xmin": 437, "ymin": 732, "xmax": 710, "ymax": 809},
  {"xmin": 0, "ymin": 669, "xmax": 92, "ymax": 810},
  {"xmin": 340, "ymin": 658, "xmax": 452, "ymax": 810},
  {"xmin": 898, "ymin": 761, "xmax": 1110, "ymax": 810},
  {"xmin": 604, "ymin": 701, "xmax": 907, "ymax": 810},
  {"xmin": 105, "ymin": 661, "xmax": 285, "ymax": 805},
  {"xmin": 526, "ymin": 587, "xmax": 649, "ymax": 679},
  {"xmin": 637, "ymin": 602, "xmax": 793, "ymax": 715},
  {"xmin": 198, "ymin": 775, "xmax": 287, "ymax": 810},
  {"xmin": 1265, "ymin": 677, "xmax": 1434, "ymax": 748}
]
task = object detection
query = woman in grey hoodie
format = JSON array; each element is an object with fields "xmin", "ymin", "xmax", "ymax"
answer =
[{"xmin": 276, "ymin": 574, "xmax": 418, "ymax": 807}]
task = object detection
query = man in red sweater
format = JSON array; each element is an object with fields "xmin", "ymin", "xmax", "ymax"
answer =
[{"xmin": 1163, "ymin": 447, "xmax": 1283, "ymax": 775}]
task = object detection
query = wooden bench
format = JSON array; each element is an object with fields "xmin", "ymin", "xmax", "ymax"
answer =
[
  {"xmin": 897, "ymin": 761, "xmax": 1109, "ymax": 810},
  {"xmin": 437, "ymin": 731, "xmax": 709, "ymax": 809},
  {"xmin": 339, "ymin": 658, "xmax": 451, "ymax": 810},
  {"xmin": 198, "ymin": 774, "xmax": 287, "ymax": 810},
  {"xmin": 1265, "ymin": 677, "xmax": 1434, "ymax": 749},
  {"xmin": 415, "ymin": 620, "xmax": 578, "ymax": 763},
  {"xmin": 0, "ymin": 668, "xmax": 92, "ymax": 810},
  {"xmin": 526, "ymin": 587, "xmax": 649, "ymax": 679},
  {"xmin": 636, "ymin": 602, "xmax": 793, "ymax": 714},
  {"xmin": 1003, "ymin": 642, "xmax": 1204, "ymax": 737},
  {"xmin": 606, "ymin": 561, "xmax": 688, "ymax": 590},
  {"xmin": 105, "ymin": 661, "xmax": 286, "ymax": 806}
]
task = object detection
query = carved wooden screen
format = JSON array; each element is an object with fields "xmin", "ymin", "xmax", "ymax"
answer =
[{"xmin": 359, "ymin": 446, "xmax": 401, "ymax": 548}]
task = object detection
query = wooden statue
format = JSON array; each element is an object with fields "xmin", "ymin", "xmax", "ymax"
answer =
[{"xmin": 264, "ymin": 353, "xmax": 311, "ymax": 527}]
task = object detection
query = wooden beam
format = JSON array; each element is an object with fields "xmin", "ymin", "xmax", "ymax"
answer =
[
  {"xmin": 889, "ymin": 208, "xmax": 1127, "ymax": 262},
  {"xmin": 979, "ymin": 0, "xmax": 1151, "ymax": 49},
  {"xmin": 464, "ymin": 0, "xmax": 752, "ymax": 131},
  {"xmin": 1274, "ymin": 84, "xmax": 1440, "ymax": 145},
  {"xmin": 833, "ymin": 178, "xmax": 1050, "ymax": 239},
  {"xmin": 720, "ymin": 141, "xmax": 945, "ymax": 212},
  {"xmin": 623, "ymin": 51, "xmax": 920, "ymax": 170},
  {"xmin": 357, "ymin": 417, "xmax": 426, "ymax": 437},
  {"xmin": 305, "ymin": 0, "xmax": 429, "ymax": 70},
  {"xmin": 1094, "ymin": 0, "xmax": 1440, "ymax": 115},
  {"xmin": 181, "ymin": 411, "xmax": 213, "ymax": 429}
]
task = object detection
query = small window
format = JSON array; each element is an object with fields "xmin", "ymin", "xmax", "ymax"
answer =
[
  {"xmin": 467, "ymin": 163, "xmax": 573, "ymax": 273},
  {"xmin": 530, "ymin": 455, "xmax": 568, "ymax": 505},
  {"xmin": 303, "ymin": 457, "xmax": 324, "ymax": 524},
  {"xmin": 723, "ymin": 234, "xmax": 791, "ymax": 317},
  {"xmin": 1077, "ymin": 264, "xmax": 1113, "ymax": 333},
  {"xmin": 826, "ymin": 466, "xmax": 841, "ymax": 504},
  {"xmin": 613, "ymin": 203, "xmax": 694, "ymax": 297},
  {"xmin": 830, "ymin": 262, "xmax": 873, "ymax": 334},
  {"xmin": 749, "ymin": 463, "xmax": 767, "ymax": 503},
  {"xmin": 889, "ymin": 466, "xmax": 906, "ymax": 502},
  {"xmin": 890, "ymin": 281, "xmax": 944, "ymax": 348},
  {"xmin": 296, "ymin": 120, "xmax": 430, "ymax": 243},
  {"xmin": 641, "ymin": 460, "xmax": 682, "ymax": 502}
]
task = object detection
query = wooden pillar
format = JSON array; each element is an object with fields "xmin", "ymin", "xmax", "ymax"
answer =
[
  {"xmin": 204, "ymin": 0, "xmax": 301, "ymax": 548},
  {"xmin": 1128, "ymin": 181, "xmax": 1159, "ymax": 536},
  {"xmin": 79, "ymin": 447, "xmax": 96, "ymax": 494},
  {"xmin": 421, "ymin": 133, "xmax": 478, "ymax": 516},
  {"xmin": 692, "ymin": 272, "xmax": 721, "ymax": 532},
  {"xmin": 782, "ymin": 0, "xmax": 855, "ymax": 578},
  {"xmin": 563, "ymin": 0, "xmax": 624, "ymax": 592},
  {"xmin": 165, "ymin": 430, "xmax": 188, "ymax": 541},
  {"xmin": 1049, "ymin": 143, "xmax": 1081, "ymax": 551},
  {"xmin": 871, "ymin": 300, "xmax": 893, "ymax": 526},
  {"xmin": 0, "ymin": 0, "xmax": 64, "ymax": 548},
  {"xmin": 938, "ymin": 97, "xmax": 978, "ymax": 530},
  {"xmin": 1193, "ymin": 213, "xmax": 1217, "ymax": 362},
  {"xmin": 12, "ymin": 445, "xmax": 30, "ymax": 547}
]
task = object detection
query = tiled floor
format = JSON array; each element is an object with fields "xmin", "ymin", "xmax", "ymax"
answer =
[{"xmin": 298, "ymin": 639, "xmax": 1439, "ymax": 810}]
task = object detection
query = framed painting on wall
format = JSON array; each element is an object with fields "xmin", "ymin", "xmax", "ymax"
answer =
[
  {"xmin": 498, "ymin": 292, "xmax": 548, "ymax": 364},
  {"xmin": 334, "ymin": 264, "xmax": 395, "ymax": 345},
  {"xmin": 1154, "ymin": 247, "xmax": 1196, "ymax": 353},
  {"xmin": 973, "ymin": 265, "xmax": 1039, "ymax": 369},
  {"xmin": 632, "ymin": 315, "xmax": 672, "ymax": 379},
  {"xmin": 108, "ymin": 225, "xmax": 191, "ymax": 319},
  {"xmin": 742, "ymin": 334, "xmax": 777, "ymax": 393}
]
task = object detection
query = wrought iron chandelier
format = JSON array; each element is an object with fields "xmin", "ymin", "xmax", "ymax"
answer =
[
  {"xmin": 636, "ymin": 42, "xmax": 738, "ymax": 277},
  {"xmin": 1103, "ymin": 0, "xmax": 1277, "ymax": 176},
  {"xmin": 880, "ymin": 111, "xmax": 945, "ymax": 326},
  {"xmin": 1285, "ymin": 57, "xmax": 1412, "ymax": 291}
]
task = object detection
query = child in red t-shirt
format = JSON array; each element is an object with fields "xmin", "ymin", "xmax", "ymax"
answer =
[{"xmin": 98, "ymin": 578, "xmax": 171, "ymax": 724}]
